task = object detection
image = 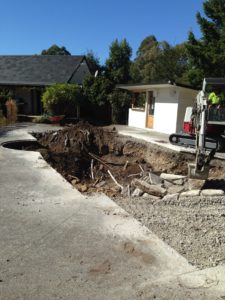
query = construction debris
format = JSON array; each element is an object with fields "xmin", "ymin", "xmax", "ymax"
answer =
[
  {"xmin": 30, "ymin": 122, "xmax": 225, "ymax": 199},
  {"xmin": 24, "ymin": 122, "xmax": 225, "ymax": 270}
]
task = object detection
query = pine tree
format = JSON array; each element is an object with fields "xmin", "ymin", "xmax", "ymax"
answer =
[
  {"xmin": 105, "ymin": 39, "xmax": 132, "ymax": 84},
  {"xmin": 186, "ymin": 0, "xmax": 225, "ymax": 87}
]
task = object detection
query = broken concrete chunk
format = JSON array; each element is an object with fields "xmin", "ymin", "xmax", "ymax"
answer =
[
  {"xmin": 96, "ymin": 181, "xmax": 106, "ymax": 188},
  {"xmin": 142, "ymin": 193, "xmax": 160, "ymax": 200},
  {"xmin": 160, "ymin": 173, "xmax": 186, "ymax": 181},
  {"xmin": 201, "ymin": 189, "xmax": 225, "ymax": 196},
  {"xmin": 188, "ymin": 179, "xmax": 205, "ymax": 191},
  {"xmin": 76, "ymin": 184, "xmax": 88, "ymax": 193},
  {"xmin": 163, "ymin": 180, "xmax": 174, "ymax": 188},
  {"xmin": 162, "ymin": 193, "xmax": 179, "ymax": 202},
  {"xmin": 149, "ymin": 172, "xmax": 163, "ymax": 185},
  {"xmin": 131, "ymin": 188, "xmax": 144, "ymax": 197},
  {"xmin": 167, "ymin": 185, "xmax": 185, "ymax": 194},
  {"xmin": 71, "ymin": 177, "xmax": 81, "ymax": 185},
  {"xmin": 172, "ymin": 179, "xmax": 185, "ymax": 185},
  {"xmin": 142, "ymin": 193, "xmax": 150, "ymax": 198},
  {"xmin": 180, "ymin": 190, "xmax": 201, "ymax": 197},
  {"xmin": 132, "ymin": 179, "xmax": 167, "ymax": 197}
]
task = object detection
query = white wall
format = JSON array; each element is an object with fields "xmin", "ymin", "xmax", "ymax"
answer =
[
  {"xmin": 128, "ymin": 108, "xmax": 146, "ymax": 128},
  {"xmin": 127, "ymin": 86, "xmax": 198, "ymax": 135},
  {"xmin": 153, "ymin": 88, "xmax": 178, "ymax": 134},
  {"xmin": 176, "ymin": 88, "xmax": 198, "ymax": 133}
]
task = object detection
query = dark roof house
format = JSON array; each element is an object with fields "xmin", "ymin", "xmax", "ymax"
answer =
[{"xmin": 0, "ymin": 55, "xmax": 90, "ymax": 115}]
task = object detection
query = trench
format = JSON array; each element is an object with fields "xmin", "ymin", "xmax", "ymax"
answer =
[{"xmin": 2, "ymin": 122, "xmax": 225, "ymax": 269}]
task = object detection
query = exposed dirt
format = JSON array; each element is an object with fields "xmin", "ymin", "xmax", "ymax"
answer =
[{"xmin": 29, "ymin": 122, "xmax": 225, "ymax": 269}]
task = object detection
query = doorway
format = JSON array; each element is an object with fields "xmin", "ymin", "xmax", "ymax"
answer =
[{"xmin": 146, "ymin": 91, "xmax": 155, "ymax": 128}]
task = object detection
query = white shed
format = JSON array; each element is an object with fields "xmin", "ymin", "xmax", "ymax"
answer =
[{"xmin": 118, "ymin": 82, "xmax": 198, "ymax": 134}]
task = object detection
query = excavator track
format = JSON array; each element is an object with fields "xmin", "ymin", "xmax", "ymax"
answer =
[{"xmin": 169, "ymin": 134, "xmax": 218, "ymax": 150}]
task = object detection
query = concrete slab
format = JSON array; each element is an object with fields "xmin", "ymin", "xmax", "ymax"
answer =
[
  {"xmin": 201, "ymin": 189, "xmax": 225, "ymax": 196},
  {"xmin": 180, "ymin": 190, "xmax": 201, "ymax": 197},
  {"xmin": 0, "ymin": 123, "xmax": 225, "ymax": 299}
]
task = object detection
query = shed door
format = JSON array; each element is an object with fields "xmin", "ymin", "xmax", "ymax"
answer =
[{"xmin": 146, "ymin": 91, "xmax": 155, "ymax": 128}]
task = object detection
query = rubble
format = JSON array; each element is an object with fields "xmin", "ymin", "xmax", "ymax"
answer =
[
  {"xmin": 180, "ymin": 190, "xmax": 201, "ymax": 197},
  {"xmin": 201, "ymin": 189, "xmax": 224, "ymax": 196},
  {"xmin": 188, "ymin": 178, "xmax": 206, "ymax": 190},
  {"xmin": 160, "ymin": 173, "xmax": 186, "ymax": 181},
  {"xmin": 25, "ymin": 122, "xmax": 225, "ymax": 270},
  {"xmin": 132, "ymin": 179, "xmax": 167, "ymax": 197},
  {"xmin": 30, "ymin": 122, "xmax": 225, "ymax": 200}
]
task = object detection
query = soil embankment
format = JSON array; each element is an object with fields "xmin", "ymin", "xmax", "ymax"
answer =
[{"xmin": 28, "ymin": 122, "xmax": 225, "ymax": 269}]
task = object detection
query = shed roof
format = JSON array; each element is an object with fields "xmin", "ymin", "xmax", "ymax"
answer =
[
  {"xmin": 117, "ymin": 81, "xmax": 198, "ymax": 92},
  {"xmin": 0, "ymin": 55, "xmax": 87, "ymax": 86}
]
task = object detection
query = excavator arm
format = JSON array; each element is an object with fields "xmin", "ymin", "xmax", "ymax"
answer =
[{"xmin": 170, "ymin": 78, "xmax": 225, "ymax": 180}]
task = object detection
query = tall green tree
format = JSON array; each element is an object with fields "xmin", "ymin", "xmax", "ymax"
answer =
[
  {"xmin": 131, "ymin": 35, "xmax": 159, "ymax": 82},
  {"xmin": 131, "ymin": 35, "xmax": 188, "ymax": 83},
  {"xmin": 85, "ymin": 50, "xmax": 101, "ymax": 75},
  {"xmin": 82, "ymin": 75, "xmax": 113, "ymax": 106},
  {"xmin": 186, "ymin": 0, "xmax": 225, "ymax": 87},
  {"xmin": 41, "ymin": 44, "xmax": 71, "ymax": 55},
  {"xmin": 156, "ymin": 42, "xmax": 189, "ymax": 83},
  {"xmin": 105, "ymin": 39, "xmax": 132, "ymax": 83}
]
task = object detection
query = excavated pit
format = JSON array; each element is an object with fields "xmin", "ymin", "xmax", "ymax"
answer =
[{"xmin": 3, "ymin": 122, "xmax": 225, "ymax": 269}]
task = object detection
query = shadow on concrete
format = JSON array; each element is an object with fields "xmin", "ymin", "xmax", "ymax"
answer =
[{"xmin": 0, "ymin": 123, "xmax": 32, "ymax": 137}]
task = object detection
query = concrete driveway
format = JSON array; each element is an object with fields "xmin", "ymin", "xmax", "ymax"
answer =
[{"xmin": 0, "ymin": 123, "xmax": 225, "ymax": 299}]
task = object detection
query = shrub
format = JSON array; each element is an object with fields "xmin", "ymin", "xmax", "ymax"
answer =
[
  {"xmin": 41, "ymin": 84, "xmax": 83, "ymax": 116},
  {"xmin": 108, "ymin": 90, "xmax": 132, "ymax": 124},
  {"xmin": 33, "ymin": 114, "xmax": 51, "ymax": 124}
]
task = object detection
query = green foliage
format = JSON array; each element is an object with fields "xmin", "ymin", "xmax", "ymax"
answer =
[
  {"xmin": 105, "ymin": 39, "xmax": 132, "ymax": 83},
  {"xmin": 82, "ymin": 75, "xmax": 113, "ymax": 106},
  {"xmin": 131, "ymin": 36, "xmax": 188, "ymax": 83},
  {"xmin": 132, "ymin": 93, "xmax": 146, "ymax": 108},
  {"xmin": 156, "ymin": 43, "xmax": 189, "ymax": 83},
  {"xmin": 131, "ymin": 35, "xmax": 160, "ymax": 82},
  {"xmin": 0, "ymin": 87, "xmax": 13, "ymax": 102},
  {"xmin": 33, "ymin": 114, "xmax": 51, "ymax": 124},
  {"xmin": 41, "ymin": 44, "xmax": 71, "ymax": 55},
  {"xmin": 108, "ymin": 90, "xmax": 132, "ymax": 123},
  {"xmin": 85, "ymin": 51, "xmax": 101, "ymax": 75},
  {"xmin": 186, "ymin": 0, "xmax": 225, "ymax": 87},
  {"xmin": 41, "ymin": 84, "xmax": 82, "ymax": 116}
]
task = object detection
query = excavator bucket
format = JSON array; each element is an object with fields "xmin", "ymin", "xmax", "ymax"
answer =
[{"xmin": 188, "ymin": 163, "xmax": 210, "ymax": 180}]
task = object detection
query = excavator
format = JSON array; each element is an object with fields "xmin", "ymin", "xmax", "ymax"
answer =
[{"xmin": 169, "ymin": 78, "xmax": 225, "ymax": 179}]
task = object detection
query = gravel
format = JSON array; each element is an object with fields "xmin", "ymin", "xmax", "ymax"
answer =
[{"xmin": 114, "ymin": 195, "xmax": 225, "ymax": 269}]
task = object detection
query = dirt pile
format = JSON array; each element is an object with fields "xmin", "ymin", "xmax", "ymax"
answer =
[
  {"xmin": 32, "ymin": 123, "xmax": 182, "ymax": 196},
  {"xmin": 32, "ymin": 122, "xmax": 225, "ymax": 198},
  {"xmin": 29, "ymin": 122, "xmax": 225, "ymax": 269}
]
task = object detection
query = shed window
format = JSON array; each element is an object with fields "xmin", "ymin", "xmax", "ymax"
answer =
[{"xmin": 132, "ymin": 92, "xmax": 145, "ymax": 110}]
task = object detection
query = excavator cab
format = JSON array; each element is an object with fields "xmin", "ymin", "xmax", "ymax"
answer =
[
  {"xmin": 170, "ymin": 78, "xmax": 225, "ymax": 180},
  {"xmin": 189, "ymin": 78, "xmax": 225, "ymax": 179}
]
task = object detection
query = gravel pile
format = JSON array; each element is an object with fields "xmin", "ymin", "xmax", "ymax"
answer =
[{"xmin": 114, "ymin": 195, "xmax": 225, "ymax": 269}]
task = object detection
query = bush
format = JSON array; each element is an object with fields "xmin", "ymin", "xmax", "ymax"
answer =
[
  {"xmin": 33, "ymin": 114, "xmax": 51, "ymax": 124},
  {"xmin": 41, "ymin": 84, "xmax": 83, "ymax": 116},
  {"xmin": 108, "ymin": 90, "xmax": 132, "ymax": 124}
]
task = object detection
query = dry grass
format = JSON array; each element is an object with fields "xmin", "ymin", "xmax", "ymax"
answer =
[
  {"xmin": 6, "ymin": 99, "xmax": 17, "ymax": 123},
  {"xmin": 0, "ymin": 109, "xmax": 7, "ymax": 126}
]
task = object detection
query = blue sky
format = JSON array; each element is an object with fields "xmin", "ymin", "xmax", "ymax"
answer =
[{"xmin": 0, "ymin": 0, "xmax": 204, "ymax": 63}]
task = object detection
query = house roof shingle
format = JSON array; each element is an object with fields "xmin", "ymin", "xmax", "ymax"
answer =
[{"xmin": 0, "ymin": 55, "xmax": 86, "ymax": 86}]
